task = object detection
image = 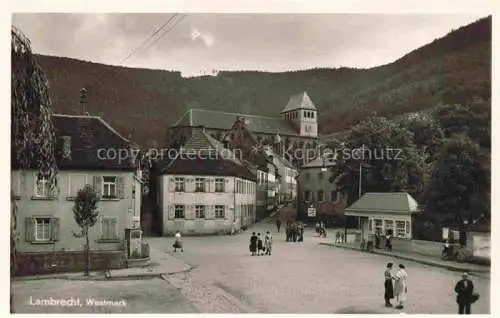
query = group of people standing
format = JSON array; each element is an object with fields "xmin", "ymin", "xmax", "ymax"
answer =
[
  {"xmin": 384, "ymin": 263, "xmax": 408, "ymax": 309},
  {"xmin": 285, "ymin": 221, "xmax": 305, "ymax": 242},
  {"xmin": 375, "ymin": 230, "xmax": 393, "ymax": 251},
  {"xmin": 315, "ymin": 221, "xmax": 327, "ymax": 237},
  {"xmin": 249, "ymin": 231, "xmax": 273, "ymax": 256}
]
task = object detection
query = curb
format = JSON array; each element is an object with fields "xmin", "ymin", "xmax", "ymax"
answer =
[
  {"xmin": 12, "ymin": 265, "xmax": 194, "ymax": 282},
  {"xmin": 319, "ymin": 242, "xmax": 490, "ymax": 274}
]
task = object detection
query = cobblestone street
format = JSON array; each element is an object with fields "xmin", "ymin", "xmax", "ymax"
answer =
[
  {"xmin": 11, "ymin": 277, "xmax": 197, "ymax": 313},
  {"xmin": 149, "ymin": 219, "xmax": 490, "ymax": 314},
  {"xmin": 11, "ymin": 218, "xmax": 491, "ymax": 314}
]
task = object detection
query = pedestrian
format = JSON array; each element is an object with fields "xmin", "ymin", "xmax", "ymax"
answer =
[
  {"xmin": 340, "ymin": 231, "xmax": 345, "ymax": 243},
  {"xmin": 265, "ymin": 231, "xmax": 273, "ymax": 255},
  {"xmin": 285, "ymin": 223, "xmax": 292, "ymax": 242},
  {"xmin": 257, "ymin": 233, "xmax": 264, "ymax": 255},
  {"xmin": 375, "ymin": 230, "xmax": 381, "ymax": 249},
  {"xmin": 385, "ymin": 232, "xmax": 393, "ymax": 251},
  {"xmin": 276, "ymin": 219, "xmax": 282, "ymax": 233},
  {"xmin": 298, "ymin": 223, "xmax": 304, "ymax": 242},
  {"xmin": 442, "ymin": 239, "xmax": 451, "ymax": 258},
  {"xmin": 384, "ymin": 263, "xmax": 394, "ymax": 307},
  {"xmin": 320, "ymin": 221, "xmax": 327, "ymax": 238},
  {"xmin": 249, "ymin": 232, "xmax": 258, "ymax": 256},
  {"xmin": 335, "ymin": 231, "xmax": 341, "ymax": 243},
  {"xmin": 173, "ymin": 231, "xmax": 183, "ymax": 252},
  {"xmin": 315, "ymin": 221, "xmax": 320, "ymax": 235},
  {"xmin": 394, "ymin": 264, "xmax": 408, "ymax": 309},
  {"xmin": 231, "ymin": 220, "xmax": 236, "ymax": 235},
  {"xmin": 455, "ymin": 272, "xmax": 478, "ymax": 314},
  {"xmin": 292, "ymin": 223, "xmax": 298, "ymax": 242}
]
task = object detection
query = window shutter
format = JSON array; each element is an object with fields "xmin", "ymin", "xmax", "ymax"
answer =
[
  {"xmin": 168, "ymin": 205, "xmax": 175, "ymax": 220},
  {"xmin": 111, "ymin": 218, "xmax": 118, "ymax": 238},
  {"xmin": 168, "ymin": 178, "xmax": 175, "ymax": 192},
  {"xmin": 11, "ymin": 172, "xmax": 21, "ymax": 198},
  {"xmin": 118, "ymin": 176, "xmax": 125, "ymax": 199},
  {"xmin": 185, "ymin": 205, "xmax": 194, "ymax": 220},
  {"xmin": 25, "ymin": 217, "xmax": 35, "ymax": 242},
  {"xmin": 225, "ymin": 206, "xmax": 228, "ymax": 220},
  {"xmin": 33, "ymin": 173, "xmax": 38, "ymax": 196},
  {"xmin": 50, "ymin": 218, "xmax": 60, "ymax": 241},
  {"xmin": 67, "ymin": 174, "xmax": 73, "ymax": 198},
  {"xmin": 93, "ymin": 176, "xmax": 103, "ymax": 197}
]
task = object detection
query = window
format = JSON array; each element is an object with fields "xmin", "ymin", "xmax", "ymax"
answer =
[
  {"xmin": 102, "ymin": 176, "xmax": 117, "ymax": 198},
  {"xmin": 195, "ymin": 205, "xmax": 205, "ymax": 219},
  {"xmin": 215, "ymin": 205, "xmax": 225, "ymax": 219},
  {"xmin": 34, "ymin": 174, "xmax": 52, "ymax": 197},
  {"xmin": 175, "ymin": 205, "xmax": 185, "ymax": 219},
  {"xmin": 317, "ymin": 190, "xmax": 324, "ymax": 201},
  {"xmin": 100, "ymin": 217, "xmax": 118, "ymax": 241},
  {"xmin": 215, "ymin": 178, "xmax": 225, "ymax": 192},
  {"xmin": 68, "ymin": 174, "xmax": 87, "ymax": 199},
  {"xmin": 396, "ymin": 221, "xmax": 406, "ymax": 238},
  {"xmin": 175, "ymin": 177, "xmax": 185, "ymax": 192},
  {"xmin": 35, "ymin": 218, "xmax": 51, "ymax": 241},
  {"xmin": 61, "ymin": 135, "xmax": 72, "ymax": 159},
  {"xmin": 331, "ymin": 191, "xmax": 338, "ymax": 202},
  {"xmin": 195, "ymin": 178, "xmax": 206, "ymax": 192},
  {"xmin": 405, "ymin": 221, "xmax": 410, "ymax": 234},
  {"xmin": 311, "ymin": 112, "xmax": 314, "ymax": 119},
  {"xmin": 384, "ymin": 220, "xmax": 394, "ymax": 234},
  {"xmin": 374, "ymin": 219, "xmax": 383, "ymax": 234},
  {"xmin": 304, "ymin": 190, "xmax": 312, "ymax": 202}
]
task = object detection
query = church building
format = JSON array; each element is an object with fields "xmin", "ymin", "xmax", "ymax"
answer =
[{"xmin": 167, "ymin": 91, "xmax": 320, "ymax": 166}]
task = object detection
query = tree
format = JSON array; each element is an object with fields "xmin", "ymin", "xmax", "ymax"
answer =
[
  {"xmin": 425, "ymin": 135, "xmax": 489, "ymax": 225},
  {"xmin": 72, "ymin": 185, "xmax": 99, "ymax": 276},
  {"xmin": 11, "ymin": 26, "xmax": 58, "ymax": 287},
  {"xmin": 402, "ymin": 114, "xmax": 444, "ymax": 163},
  {"xmin": 330, "ymin": 116, "xmax": 426, "ymax": 203}
]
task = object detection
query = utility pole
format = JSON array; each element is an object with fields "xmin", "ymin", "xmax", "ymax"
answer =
[{"xmin": 80, "ymin": 87, "xmax": 88, "ymax": 115}]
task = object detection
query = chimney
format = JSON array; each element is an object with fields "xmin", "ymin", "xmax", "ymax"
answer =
[{"xmin": 80, "ymin": 87, "xmax": 88, "ymax": 115}]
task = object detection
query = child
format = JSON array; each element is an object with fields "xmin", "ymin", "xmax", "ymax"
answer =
[
  {"xmin": 264, "ymin": 231, "xmax": 273, "ymax": 255},
  {"xmin": 257, "ymin": 233, "xmax": 264, "ymax": 255}
]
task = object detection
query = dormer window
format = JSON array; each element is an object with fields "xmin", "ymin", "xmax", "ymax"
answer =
[{"xmin": 61, "ymin": 135, "xmax": 71, "ymax": 159}]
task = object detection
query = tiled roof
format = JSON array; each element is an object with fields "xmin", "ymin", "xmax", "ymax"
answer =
[
  {"xmin": 174, "ymin": 108, "xmax": 299, "ymax": 136},
  {"xmin": 162, "ymin": 157, "xmax": 257, "ymax": 181},
  {"xmin": 281, "ymin": 91, "xmax": 317, "ymax": 113},
  {"xmin": 12, "ymin": 114, "xmax": 136, "ymax": 171},
  {"xmin": 161, "ymin": 128, "xmax": 256, "ymax": 181},
  {"xmin": 301, "ymin": 149, "xmax": 336, "ymax": 169},
  {"xmin": 345, "ymin": 192, "xmax": 420, "ymax": 214}
]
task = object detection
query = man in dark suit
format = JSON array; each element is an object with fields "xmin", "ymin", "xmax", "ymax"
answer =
[{"xmin": 454, "ymin": 273, "xmax": 475, "ymax": 314}]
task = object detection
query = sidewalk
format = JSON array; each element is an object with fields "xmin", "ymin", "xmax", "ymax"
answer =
[
  {"xmin": 319, "ymin": 240, "xmax": 490, "ymax": 275},
  {"xmin": 12, "ymin": 247, "xmax": 192, "ymax": 281}
]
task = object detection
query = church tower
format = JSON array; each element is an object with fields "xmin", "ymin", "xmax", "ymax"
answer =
[{"xmin": 281, "ymin": 91, "xmax": 318, "ymax": 138}]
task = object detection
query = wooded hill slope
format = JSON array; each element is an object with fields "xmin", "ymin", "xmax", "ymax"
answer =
[{"xmin": 35, "ymin": 16, "xmax": 491, "ymax": 146}]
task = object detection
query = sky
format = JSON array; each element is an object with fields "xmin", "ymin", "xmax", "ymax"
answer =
[{"xmin": 12, "ymin": 13, "xmax": 486, "ymax": 77}]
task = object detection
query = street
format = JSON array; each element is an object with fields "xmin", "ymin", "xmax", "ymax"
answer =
[
  {"xmin": 11, "ymin": 218, "xmax": 490, "ymax": 314},
  {"xmin": 149, "ymin": 218, "xmax": 490, "ymax": 314}
]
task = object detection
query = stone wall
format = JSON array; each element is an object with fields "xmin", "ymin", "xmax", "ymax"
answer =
[
  {"xmin": 389, "ymin": 238, "xmax": 443, "ymax": 258},
  {"xmin": 15, "ymin": 250, "xmax": 126, "ymax": 276}
]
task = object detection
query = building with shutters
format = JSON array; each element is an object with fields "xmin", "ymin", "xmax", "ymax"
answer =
[
  {"xmin": 298, "ymin": 149, "xmax": 348, "ymax": 226},
  {"xmin": 11, "ymin": 114, "xmax": 142, "ymax": 276},
  {"xmin": 167, "ymin": 91, "xmax": 320, "ymax": 167},
  {"xmin": 158, "ymin": 128, "xmax": 257, "ymax": 235}
]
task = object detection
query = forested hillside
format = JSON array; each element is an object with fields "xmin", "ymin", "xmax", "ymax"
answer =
[{"xmin": 35, "ymin": 16, "xmax": 491, "ymax": 146}]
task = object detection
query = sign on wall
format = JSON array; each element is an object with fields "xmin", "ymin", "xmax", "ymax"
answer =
[
  {"xmin": 472, "ymin": 235, "xmax": 491, "ymax": 260},
  {"xmin": 307, "ymin": 207, "xmax": 316, "ymax": 217}
]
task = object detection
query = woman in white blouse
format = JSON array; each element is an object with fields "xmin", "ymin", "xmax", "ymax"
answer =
[{"xmin": 394, "ymin": 264, "xmax": 408, "ymax": 309}]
